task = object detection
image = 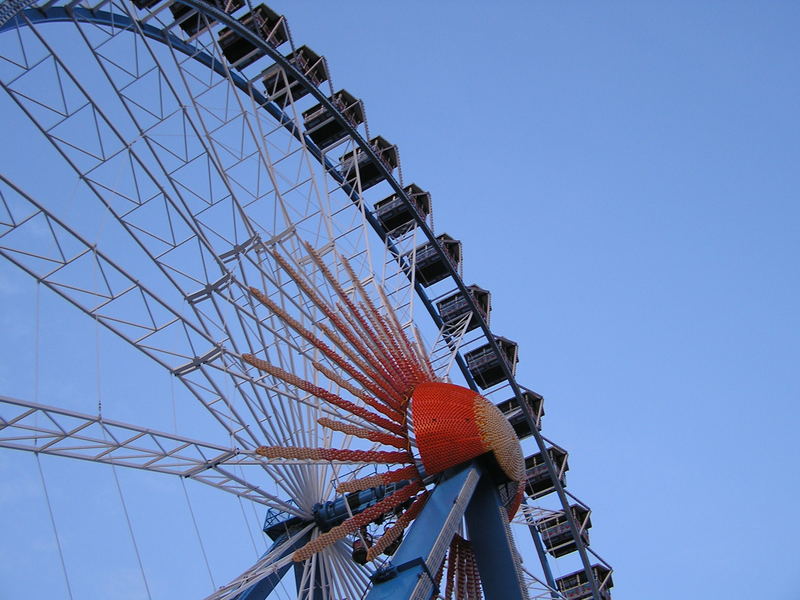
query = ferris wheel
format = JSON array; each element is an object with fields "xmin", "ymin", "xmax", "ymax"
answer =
[{"xmin": 0, "ymin": 1, "xmax": 614, "ymax": 599}]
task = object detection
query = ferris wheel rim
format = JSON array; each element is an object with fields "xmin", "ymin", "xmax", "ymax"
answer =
[{"xmin": 0, "ymin": 2, "xmax": 612, "ymax": 598}]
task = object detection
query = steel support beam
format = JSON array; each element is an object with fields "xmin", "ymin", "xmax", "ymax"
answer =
[
  {"xmin": 367, "ymin": 463, "xmax": 528, "ymax": 600},
  {"xmin": 366, "ymin": 464, "xmax": 481, "ymax": 600},
  {"xmin": 464, "ymin": 475, "xmax": 527, "ymax": 600}
]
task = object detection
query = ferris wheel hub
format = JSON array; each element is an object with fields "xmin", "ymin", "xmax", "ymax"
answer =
[{"xmin": 408, "ymin": 381, "xmax": 525, "ymax": 517}]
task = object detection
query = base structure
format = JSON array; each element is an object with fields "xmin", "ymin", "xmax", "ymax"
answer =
[
  {"xmin": 235, "ymin": 462, "xmax": 527, "ymax": 600},
  {"xmin": 368, "ymin": 462, "xmax": 527, "ymax": 600}
]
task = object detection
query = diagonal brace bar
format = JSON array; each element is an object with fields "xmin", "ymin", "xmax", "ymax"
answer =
[{"xmin": 465, "ymin": 474, "xmax": 529, "ymax": 600}]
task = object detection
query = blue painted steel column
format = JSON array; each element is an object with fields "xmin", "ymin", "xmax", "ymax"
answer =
[
  {"xmin": 235, "ymin": 530, "xmax": 311, "ymax": 600},
  {"xmin": 366, "ymin": 464, "xmax": 481, "ymax": 600},
  {"xmin": 464, "ymin": 476, "xmax": 527, "ymax": 600}
]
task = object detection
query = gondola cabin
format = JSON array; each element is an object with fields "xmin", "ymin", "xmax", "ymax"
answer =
[
  {"xmin": 556, "ymin": 565, "xmax": 613, "ymax": 600},
  {"xmin": 261, "ymin": 45, "xmax": 328, "ymax": 107},
  {"xmin": 524, "ymin": 447, "xmax": 568, "ymax": 499},
  {"xmin": 303, "ymin": 90, "xmax": 365, "ymax": 150},
  {"xmin": 436, "ymin": 285, "xmax": 491, "ymax": 332},
  {"xmin": 373, "ymin": 184, "xmax": 431, "ymax": 236},
  {"xmin": 496, "ymin": 388, "xmax": 544, "ymax": 439},
  {"xmin": 170, "ymin": 0, "xmax": 244, "ymax": 35},
  {"xmin": 535, "ymin": 504, "xmax": 591, "ymax": 558},
  {"xmin": 464, "ymin": 336, "xmax": 518, "ymax": 389},
  {"xmin": 403, "ymin": 234, "xmax": 462, "ymax": 287},
  {"xmin": 339, "ymin": 136, "xmax": 399, "ymax": 191},
  {"xmin": 218, "ymin": 4, "xmax": 288, "ymax": 69}
]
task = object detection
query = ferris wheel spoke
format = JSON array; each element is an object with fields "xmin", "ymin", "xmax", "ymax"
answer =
[
  {"xmin": 0, "ymin": 176, "xmax": 309, "ymax": 460},
  {"xmin": 0, "ymin": 394, "xmax": 303, "ymax": 515},
  {"xmin": 130, "ymin": 9, "xmax": 354, "ymax": 263},
  {"xmin": 0, "ymin": 177, "xmax": 218, "ymax": 369},
  {"xmin": 0, "ymin": 13, "xmax": 244, "ymax": 337},
  {"xmin": 203, "ymin": 522, "xmax": 316, "ymax": 600},
  {"xmin": 314, "ymin": 543, "xmax": 354, "ymax": 600},
  {"xmin": 328, "ymin": 540, "xmax": 372, "ymax": 599},
  {"xmin": 62, "ymin": 4, "xmax": 384, "ymax": 470},
  {"xmin": 159, "ymin": 34, "xmax": 311, "ymax": 245},
  {"xmin": 26, "ymin": 6, "xmax": 314, "ymax": 454},
  {"xmin": 376, "ymin": 228, "xmax": 420, "ymax": 326},
  {"xmin": 0, "ymin": 173, "xmax": 364, "ymax": 475},
  {"xmin": 179, "ymin": 363, "xmax": 329, "ymax": 506}
]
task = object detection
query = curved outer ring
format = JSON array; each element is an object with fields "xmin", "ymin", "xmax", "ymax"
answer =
[{"xmin": 0, "ymin": 3, "xmax": 609, "ymax": 597}]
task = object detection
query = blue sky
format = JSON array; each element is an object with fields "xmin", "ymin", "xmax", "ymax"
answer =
[
  {"xmin": 1, "ymin": 2, "xmax": 799, "ymax": 599},
  {"xmin": 262, "ymin": 2, "xmax": 800, "ymax": 598}
]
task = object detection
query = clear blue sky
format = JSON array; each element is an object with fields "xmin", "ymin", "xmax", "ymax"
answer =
[{"xmin": 1, "ymin": 2, "xmax": 799, "ymax": 599}]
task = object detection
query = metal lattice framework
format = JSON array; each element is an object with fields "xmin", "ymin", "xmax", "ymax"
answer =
[{"xmin": 0, "ymin": 1, "xmax": 612, "ymax": 599}]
